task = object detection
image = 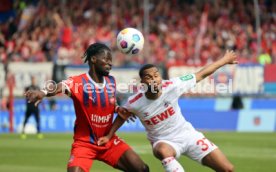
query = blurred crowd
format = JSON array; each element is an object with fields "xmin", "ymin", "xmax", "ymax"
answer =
[{"xmin": 0, "ymin": 0, "xmax": 275, "ymax": 67}]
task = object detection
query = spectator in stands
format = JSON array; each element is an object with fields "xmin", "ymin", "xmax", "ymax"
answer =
[
  {"xmin": 258, "ymin": 51, "xmax": 272, "ymax": 65},
  {"xmin": 0, "ymin": 0, "xmax": 275, "ymax": 66}
]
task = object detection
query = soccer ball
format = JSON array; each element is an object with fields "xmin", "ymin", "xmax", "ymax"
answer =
[{"xmin": 116, "ymin": 28, "xmax": 144, "ymax": 55}]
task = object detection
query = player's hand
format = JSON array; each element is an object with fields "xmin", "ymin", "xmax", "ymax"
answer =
[
  {"xmin": 24, "ymin": 90, "xmax": 46, "ymax": 106},
  {"xmin": 97, "ymin": 136, "xmax": 111, "ymax": 146},
  {"xmin": 117, "ymin": 107, "xmax": 132, "ymax": 120},
  {"xmin": 222, "ymin": 50, "xmax": 238, "ymax": 65}
]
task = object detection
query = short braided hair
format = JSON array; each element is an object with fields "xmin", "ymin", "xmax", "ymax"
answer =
[{"xmin": 83, "ymin": 43, "xmax": 111, "ymax": 63}]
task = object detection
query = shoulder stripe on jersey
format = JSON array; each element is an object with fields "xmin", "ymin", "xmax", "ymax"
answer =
[
  {"xmin": 103, "ymin": 86, "xmax": 110, "ymax": 107},
  {"xmin": 108, "ymin": 76, "xmax": 116, "ymax": 94},
  {"xmin": 108, "ymin": 76, "xmax": 116, "ymax": 87},
  {"xmin": 162, "ymin": 81, "xmax": 173, "ymax": 88},
  {"xmin": 129, "ymin": 93, "xmax": 143, "ymax": 104},
  {"xmin": 99, "ymin": 88, "xmax": 106, "ymax": 107},
  {"xmin": 94, "ymin": 86, "xmax": 101, "ymax": 108},
  {"xmin": 105, "ymin": 76, "xmax": 116, "ymax": 105},
  {"xmin": 81, "ymin": 77, "xmax": 89, "ymax": 107}
]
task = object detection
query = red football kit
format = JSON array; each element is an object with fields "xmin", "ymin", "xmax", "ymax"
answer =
[{"xmin": 62, "ymin": 73, "xmax": 130, "ymax": 171}]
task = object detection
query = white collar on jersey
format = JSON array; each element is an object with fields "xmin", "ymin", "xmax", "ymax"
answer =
[{"xmin": 86, "ymin": 72, "xmax": 106, "ymax": 89}]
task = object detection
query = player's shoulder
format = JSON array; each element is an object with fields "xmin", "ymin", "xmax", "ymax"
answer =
[
  {"xmin": 127, "ymin": 91, "xmax": 143, "ymax": 105},
  {"xmin": 67, "ymin": 73, "xmax": 87, "ymax": 81},
  {"xmin": 105, "ymin": 75, "xmax": 116, "ymax": 83},
  {"xmin": 162, "ymin": 79, "xmax": 174, "ymax": 88}
]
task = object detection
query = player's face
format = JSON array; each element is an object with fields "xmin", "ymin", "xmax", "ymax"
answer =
[
  {"xmin": 94, "ymin": 50, "xmax": 112, "ymax": 76},
  {"xmin": 141, "ymin": 67, "xmax": 162, "ymax": 93}
]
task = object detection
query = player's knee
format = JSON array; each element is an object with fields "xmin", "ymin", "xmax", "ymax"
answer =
[
  {"xmin": 141, "ymin": 164, "xmax": 149, "ymax": 172},
  {"xmin": 226, "ymin": 163, "xmax": 234, "ymax": 172},
  {"xmin": 133, "ymin": 163, "xmax": 149, "ymax": 172},
  {"xmin": 221, "ymin": 163, "xmax": 234, "ymax": 172},
  {"xmin": 153, "ymin": 144, "xmax": 174, "ymax": 160}
]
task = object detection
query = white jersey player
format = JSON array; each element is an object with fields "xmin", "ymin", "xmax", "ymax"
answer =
[{"xmin": 98, "ymin": 50, "xmax": 237, "ymax": 172}]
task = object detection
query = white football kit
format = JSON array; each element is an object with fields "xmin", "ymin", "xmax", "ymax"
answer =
[{"xmin": 124, "ymin": 74, "xmax": 217, "ymax": 163}]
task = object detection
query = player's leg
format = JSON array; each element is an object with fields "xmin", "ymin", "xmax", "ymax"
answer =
[
  {"xmin": 153, "ymin": 141, "xmax": 185, "ymax": 172},
  {"xmin": 185, "ymin": 131, "xmax": 234, "ymax": 172},
  {"xmin": 202, "ymin": 148, "xmax": 234, "ymax": 172},
  {"xmin": 67, "ymin": 166, "xmax": 85, "ymax": 172},
  {"xmin": 34, "ymin": 109, "xmax": 40, "ymax": 133},
  {"xmin": 67, "ymin": 144, "xmax": 94, "ymax": 172},
  {"xmin": 99, "ymin": 136, "xmax": 149, "ymax": 172},
  {"xmin": 34, "ymin": 109, "xmax": 43, "ymax": 139},
  {"xmin": 116, "ymin": 149, "xmax": 149, "ymax": 172},
  {"xmin": 22, "ymin": 110, "xmax": 31, "ymax": 134}
]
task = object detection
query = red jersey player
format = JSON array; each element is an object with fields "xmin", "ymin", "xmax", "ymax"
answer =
[{"xmin": 25, "ymin": 43, "xmax": 149, "ymax": 172}]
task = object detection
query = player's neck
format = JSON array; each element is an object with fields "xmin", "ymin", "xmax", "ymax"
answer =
[
  {"xmin": 88, "ymin": 69, "xmax": 104, "ymax": 83},
  {"xmin": 145, "ymin": 91, "xmax": 162, "ymax": 100}
]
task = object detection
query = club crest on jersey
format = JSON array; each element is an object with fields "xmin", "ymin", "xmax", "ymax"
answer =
[
  {"xmin": 143, "ymin": 112, "xmax": 149, "ymax": 117},
  {"xmin": 164, "ymin": 101, "xmax": 171, "ymax": 107}
]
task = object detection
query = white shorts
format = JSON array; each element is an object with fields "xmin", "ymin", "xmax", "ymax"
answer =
[{"xmin": 152, "ymin": 131, "xmax": 218, "ymax": 164}]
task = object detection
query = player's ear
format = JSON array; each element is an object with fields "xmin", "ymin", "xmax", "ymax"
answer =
[{"xmin": 91, "ymin": 56, "xmax": 97, "ymax": 63}]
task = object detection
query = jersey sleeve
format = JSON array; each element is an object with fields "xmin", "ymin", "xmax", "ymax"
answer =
[
  {"xmin": 123, "ymin": 98, "xmax": 137, "ymax": 115},
  {"xmin": 170, "ymin": 73, "xmax": 196, "ymax": 97}
]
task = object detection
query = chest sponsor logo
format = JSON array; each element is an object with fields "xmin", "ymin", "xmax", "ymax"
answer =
[
  {"xmin": 144, "ymin": 107, "xmax": 175, "ymax": 125},
  {"xmin": 91, "ymin": 114, "xmax": 112, "ymax": 123},
  {"xmin": 143, "ymin": 112, "xmax": 149, "ymax": 117}
]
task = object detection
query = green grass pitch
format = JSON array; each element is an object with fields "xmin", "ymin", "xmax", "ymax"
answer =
[{"xmin": 0, "ymin": 132, "xmax": 276, "ymax": 172}]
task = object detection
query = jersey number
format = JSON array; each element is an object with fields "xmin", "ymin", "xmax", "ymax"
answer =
[{"xmin": 196, "ymin": 137, "xmax": 214, "ymax": 151}]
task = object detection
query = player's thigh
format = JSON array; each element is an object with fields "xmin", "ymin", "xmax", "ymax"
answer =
[
  {"xmin": 185, "ymin": 131, "xmax": 217, "ymax": 163},
  {"xmin": 24, "ymin": 110, "xmax": 32, "ymax": 120},
  {"xmin": 67, "ymin": 144, "xmax": 94, "ymax": 172},
  {"xmin": 100, "ymin": 136, "xmax": 147, "ymax": 172},
  {"xmin": 152, "ymin": 140, "xmax": 178, "ymax": 160},
  {"xmin": 33, "ymin": 110, "xmax": 40, "ymax": 122},
  {"xmin": 67, "ymin": 156, "xmax": 93, "ymax": 172},
  {"xmin": 202, "ymin": 148, "xmax": 234, "ymax": 172},
  {"xmin": 67, "ymin": 166, "xmax": 85, "ymax": 172},
  {"xmin": 117, "ymin": 149, "xmax": 149, "ymax": 172}
]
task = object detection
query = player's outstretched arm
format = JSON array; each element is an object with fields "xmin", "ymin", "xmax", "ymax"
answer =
[
  {"xmin": 195, "ymin": 50, "xmax": 237, "ymax": 83},
  {"xmin": 97, "ymin": 107, "xmax": 132, "ymax": 146},
  {"xmin": 24, "ymin": 82, "xmax": 66, "ymax": 106}
]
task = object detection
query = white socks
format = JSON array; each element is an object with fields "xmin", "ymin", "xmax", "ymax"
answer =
[{"xmin": 161, "ymin": 157, "xmax": 185, "ymax": 172}]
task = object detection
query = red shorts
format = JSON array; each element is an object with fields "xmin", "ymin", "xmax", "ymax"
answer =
[{"xmin": 67, "ymin": 135, "xmax": 131, "ymax": 172}]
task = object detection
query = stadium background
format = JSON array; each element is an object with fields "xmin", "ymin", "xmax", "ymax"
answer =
[{"xmin": 0, "ymin": 0, "xmax": 276, "ymax": 171}]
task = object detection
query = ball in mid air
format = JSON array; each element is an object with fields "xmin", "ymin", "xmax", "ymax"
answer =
[{"xmin": 117, "ymin": 28, "xmax": 144, "ymax": 55}]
